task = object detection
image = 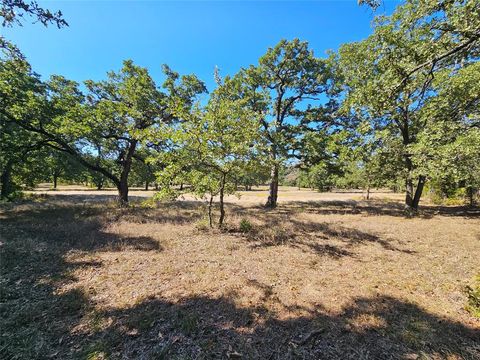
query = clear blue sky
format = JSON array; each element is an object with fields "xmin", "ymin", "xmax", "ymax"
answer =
[{"xmin": 2, "ymin": 1, "xmax": 399, "ymax": 91}]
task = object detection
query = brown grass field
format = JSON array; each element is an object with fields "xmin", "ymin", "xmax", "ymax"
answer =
[{"xmin": 1, "ymin": 186, "xmax": 479, "ymax": 359}]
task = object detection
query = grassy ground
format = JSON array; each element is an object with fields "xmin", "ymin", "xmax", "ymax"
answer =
[{"xmin": 1, "ymin": 188, "xmax": 479, "ymax": 359}]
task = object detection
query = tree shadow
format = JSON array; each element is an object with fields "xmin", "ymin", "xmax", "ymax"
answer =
[
  {"xmin": 282, "ymin": 200, "xmax": 480, "ymax": 219},
  {"xmin": 119, "ymin": 200, "xmax": 205, "ymax": 225},
  {"xmin": 1, "ymin": 202, "xmax": 478, "ymax": 359},
  {"xmin": 28, "ymin": 192, "xmax": 151, "ymax": 203},
  {"xmin": 0, "ymin": 205, "xmax": 163, "ymax": 252},
  {"xmin": 227, "ymin": 207, "xmax": 415, "ymax": 258},
  {"xmin": 63, "ymin": 292, "xmax": 480, "ymax": 359},
  {"xmin": 0, "ymin": 204, "xmax": 163, "ymax": 359}
]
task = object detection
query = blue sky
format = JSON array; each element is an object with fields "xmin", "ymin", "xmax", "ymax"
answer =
[{"xmin": 2, "ymin": 1, "xmax": 399, "ymax": 91}]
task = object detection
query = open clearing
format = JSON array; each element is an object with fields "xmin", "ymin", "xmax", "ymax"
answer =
[{"xmin": 1, "ymin": 187, "xmax": 479, "ymax": 359}]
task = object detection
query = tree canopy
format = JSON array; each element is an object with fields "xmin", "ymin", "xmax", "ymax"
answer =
[{"xmin": 1, "ymin": 0, "xmax": 479, "ymax": 211}]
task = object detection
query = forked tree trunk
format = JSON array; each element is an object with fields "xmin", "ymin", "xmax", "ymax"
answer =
[{"xmin": 265, "ymin": 163, "xmax": 279, "ymax": 208}]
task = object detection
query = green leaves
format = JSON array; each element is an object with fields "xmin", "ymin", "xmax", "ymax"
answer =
[{"xmin": 152, "ymin": 73, "xmax": 264, "ymax": 223}]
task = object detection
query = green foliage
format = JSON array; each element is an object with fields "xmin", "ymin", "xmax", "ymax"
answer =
[
  {"xmin": 153, "ymin": 72, "xmax": 263, "ymax": 226},
  {"xmin": 0, "ymin": 0, "xmax": 67, "ymax": 27},
  {"xmin": 338, "ymin": 0, "xmax": 480, "ymax": 208},
  {"xmin": 1, "ymin": 54, "xmax": 205, "ymax": 204},
  {"xmin": 412, "ymin": 62, "xmax": 480, "ymax": 206},
  {"xmin": 301, "ymin": 163, "xmax": 334, "ymax": 192},
  {"xmin": 234, "ymin": 38, "xmax": 336, "ymax": 207},
  {"xmin": 1, "ymin": 0, "xmax": 479, "ymax": 212},
  {"xmin": 1, "ymin": 0, "xmax": 67, "ymax": 58},
  {"xmin": 465, "ymin": 275, "xmax": 480, "ymax": 319},
  {"xmin": 239, "ymin": 218, "xmax": 253, "ymax": 233}
]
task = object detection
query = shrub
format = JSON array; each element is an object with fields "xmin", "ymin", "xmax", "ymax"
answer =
[
  {"xmin": 465, "ymin": 275, "xmax": 480, "ymax": 318},
  {"xmin": 239, "ymin": 218, "xmax": 253, "ymax": 233},
  {"xmin": 139, "ymin": 197, "xmax": 157, "ymax": 209},
  {"xmin": 195, "ymin": 217, "xmax": 210, "ymax": 231}
]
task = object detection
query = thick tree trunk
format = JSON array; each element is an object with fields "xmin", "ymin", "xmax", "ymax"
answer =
[
  {"xmin": 219, "ymin": 174, "xmax": 226, "ymax": 227},
  {"xmin": 117, "ymin": 179, "xmax": 129, "ymax": 206},
  {"xmin": 265, "ymin": 163, "xmax": 279, "ymax": 208},
  {"xmin": 412, "ymin": 175, "xmax": 425, "ymax": 209},
  {"xmin": 145, "ymin": 181, "xmax": 149, "ymax": 191},
  {"xmin": 0, "ymin": 160, "xmax": 13, "ymax": 199},
  {"xmin": 116, "ymin": 140, "xmax": 137, "ymax": 206}
]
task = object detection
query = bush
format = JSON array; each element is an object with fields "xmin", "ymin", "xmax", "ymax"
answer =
[
  {"xmin": 239, "ymin": 218, "xmax": 253, "ymax": 233},
  {"xmin": 465, "ymin": 275, "xmax": 480, "ymax": 318},
  {"xmin": 139, "ymin": 197, "xmax": 157, "ymax": 209},
  {"xmin": 195, "ymin": 217, "xmax": 210, "ymax": 231}
]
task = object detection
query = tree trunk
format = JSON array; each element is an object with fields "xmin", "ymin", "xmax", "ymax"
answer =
[
  {"xmin": 412, "ymin": 175, "xmax": 425, "ymax": 210},
  {"xmin": 53, "ymin": 172, "xmax": 58, "ymax": 189},
  {"xmin": 364, "ymin": 172, "xmax": 371, "ymax": 200},
  {"xmin": 467, "ymin": 186, "xmax": 474, "ymax": 207},
  {"xmin": 0, "ymin": 160, "xmax": 13, "ymax": 199},
  {"xmin": 265, "ymin": 163, "xmax": 279, "ymax": 208},
  {"xmin": 116, "ymin": 140, "xmax": 137, "ymax": 206},
  {"xmin": 117, "ymin": 179, "xmax": 129, "ymax": 206},
  {"xmin": 145, "ymin": 181, "xmax": 149, "ymax": 191},
  {"xmin": 404, "ymin": 155, "xmax": 415, "ymax": 208},
  {"xmin": 219, "ymin": 174, "xmax": 226, "ymax": 227},
  {"xmin": 208, "ymin": 195, "xmax": 214, "ymax": 228},
  {"xmin": 179, "ymin": 183, "xmax": 183, "ymax": 190}
]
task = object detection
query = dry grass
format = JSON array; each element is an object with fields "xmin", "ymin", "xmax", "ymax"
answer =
[{"xmin": 1, "ymin": 189, "xmax": 479, "ymax": 359}]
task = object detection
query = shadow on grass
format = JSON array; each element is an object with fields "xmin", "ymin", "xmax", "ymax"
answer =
[
  {"xmin": 47, "ymin": 293, "xmax": 480, "ymax": 359},
  {"xmin": 226, "ymin": 206, "xmax": 416, "ymax": 258},
  {"xmin": 0, "ymin": 204, "xmax": 163, "ymax": 359},
  {"xmin": 1, "ymin": 201, "xmax": 478, "ymax": 359},
  {"xmin": 281, "ymin": 200, "xmax": 480, "ymax": 219}
]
